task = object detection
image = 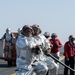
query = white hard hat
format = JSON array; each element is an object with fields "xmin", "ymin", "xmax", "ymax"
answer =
[
  {"xmin": 6, "ymin": 28, "xmax": 10, "ymax": 31},
  {"xmin": 43, "ymin": 32, "xmax": 50, "ymax": 37},
  {"xmin": 51, "ymin": 33, "xmax": 57, "ymax": 38},
  {"xmin": 6, "ymin": 28, "xmax": 11, "ymax": 33},
  {"xmin": 18, "ymin": 28, "xmax": 22, "ymax": 32}
]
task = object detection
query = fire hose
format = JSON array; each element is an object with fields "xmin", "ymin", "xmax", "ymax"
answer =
[
  {"xmin": 46, "ymin": 53, "xmax": 75, "ymax": 72},
  {"xmin": 32, "ymin": 45, "xmax": 75, "ymax": 72}
]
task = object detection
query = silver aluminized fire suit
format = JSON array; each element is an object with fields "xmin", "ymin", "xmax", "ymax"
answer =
[
  {"xmin": 33, "ymin": 34, "xmax": 58, "ymax": 75},
  {"xmin": 16, "ymin": 35, "xmax": 48, "ymax": 75},
  {"xmin": 1, "ymin": 33, "xmax": 13, "ymax": 58}
]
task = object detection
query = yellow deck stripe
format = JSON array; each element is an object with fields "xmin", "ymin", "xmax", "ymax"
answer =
[{"xmin": 10, "ymin": 73, "xmax": 16, "ymax": 75}]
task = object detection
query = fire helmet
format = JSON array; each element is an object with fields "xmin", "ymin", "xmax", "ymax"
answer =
[
  {"xmin": 51, "ymin": 33, "xmax": 57, "ymax": 38},
  {"xmin": 43, "ymin": 32, "xmax": 50, "ymax": 38},
  {"xmin": 32, "ymin": 24, "xmax": 41, "ymax": 34},
  {"xmin": 22, "ymin": 25, "xmax": 33, "ymax": 36},
  {"xmin": 6, "ymin": 28, "xmax": 11, "ymax": 33}
]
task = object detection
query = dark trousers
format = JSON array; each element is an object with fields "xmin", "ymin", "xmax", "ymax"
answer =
[{"xmin": 64, "ymin": 57, "xmax": 74, "ymax": 75}]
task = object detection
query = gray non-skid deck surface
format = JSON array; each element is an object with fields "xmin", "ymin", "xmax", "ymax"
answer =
[
  {"xmin": 0, "ymin": 59, "xmax": 66, "ymax": 75},
  {"xmin": 0, "ymin": 52, "xmax": 74, "ymax": 75},
  {"xmin": 0, "ymin": 59, "xmax": 16, "ymax": 75}
]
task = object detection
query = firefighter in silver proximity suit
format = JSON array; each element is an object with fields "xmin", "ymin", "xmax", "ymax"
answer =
[
  {"xmin": 32, "ymin": 24, "xmax": 58, "ymax": 75},
  {"xmin": 1, "ymin": 28, "xmax": 13, "ymax": 58},
  {"xmin": 16, "ymin": 28, "xmax": 22, "ymax": 40},
  {"xmin": 16, "ymin": 25, "xmax": 48, "ymax": 75}
]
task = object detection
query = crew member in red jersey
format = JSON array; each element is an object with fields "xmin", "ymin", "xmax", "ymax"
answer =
[
  {"xmin": 63, "ymin": 35, "xmax": 75, "ymax": 75},
  {"xmin": 50, "ymin": 33, "xmax": 62, "ymax": 62}
]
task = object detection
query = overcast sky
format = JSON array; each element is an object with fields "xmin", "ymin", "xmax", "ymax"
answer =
[{"xmin": 0, "ymin": 0, "xmax": 75, "ymax": 44}]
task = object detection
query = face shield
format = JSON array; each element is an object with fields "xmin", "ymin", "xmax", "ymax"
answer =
[
  {"xmin": 32, "ymin": 27, "xmax": 41, "ymax": 36},
  {"xmin": 33, "ymin": 27, "xmax": 39, "ymax": 32},
  {"xmin": 22, "ymin": 27, "xmax": 33, "ymax": 37}
]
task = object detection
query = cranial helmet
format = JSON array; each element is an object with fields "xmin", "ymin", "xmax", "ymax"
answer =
[
  {"xmin": 6, "ymin": 28, "xmax": 10, "ymax": 33},
  {"xmin": 18, "ymin": 28, "xmax": 22, "ymax": 32},
  {"xmin": 43, "ymin": 32, "xmax": 50, "ymax": 38},
  {"xmin": 18, "ymin": 28, "xmax": 22, "ymax": 34},
  {"xmin": 69, "ymin": 35, "xmax": 75, "ymax": 41},
  {"xmin": 32, "ymin": 24, "xmax": 41, "ymax": 34},
  {"xmin": 51, "ymin": 33, "xmax": 57, "ymax": 38},
  {"xmin": 22, "ymin": 25, "xmax": 33, "ymax": 36}
]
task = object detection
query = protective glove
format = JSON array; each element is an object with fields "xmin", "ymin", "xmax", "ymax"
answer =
[
  {"xmin": 55, "ymin": 42, "xmax": 59, "ymax": 47},
  {"xmin": 31, "ymin": 45, "xmax": 41, "ymax": 55},
  {"xmin": 65, "ymin": 58, "xmax": 69, "ymax": 62}
]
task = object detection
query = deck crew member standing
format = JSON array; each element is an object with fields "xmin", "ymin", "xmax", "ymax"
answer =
[
  {"xmin": 1, "ymin": 28, "xmax": 13, "ymax": 58},
  {"xmin": 1, "ymin": 28, "xmax": 14, "ymax": 66},
  {"xmin": 63, "ymin": 35, "xmax": 75, "ymax": 75},
  {"xmin": 50, "ymin": 33, "xmax": 62, "ymax": 62}
]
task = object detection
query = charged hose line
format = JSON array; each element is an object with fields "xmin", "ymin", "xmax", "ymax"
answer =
[{"xmin": 46, "ymin": 53, "xmax": 75, "ymax": 72}]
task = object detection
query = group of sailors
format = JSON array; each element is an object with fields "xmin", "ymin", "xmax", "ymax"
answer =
[
  {"xmin": 15, "ymin": 24, "xmax": 60, "ymax": 75},
  {"xmin": 1, "ymin": 24, "xmax": 75, "ymax": 75}
]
